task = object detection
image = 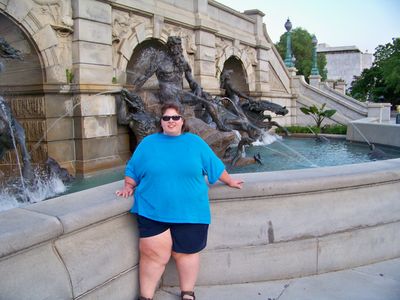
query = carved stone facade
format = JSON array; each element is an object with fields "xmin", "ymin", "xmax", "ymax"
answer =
[{"xmin": 0, "ymin": 0, "xmax": 293, "ymax": 175}]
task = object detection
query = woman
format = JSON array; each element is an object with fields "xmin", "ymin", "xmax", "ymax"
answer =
[{"xmin": 116, "ymin": 102, "xmax": 243, "ymax": 300}]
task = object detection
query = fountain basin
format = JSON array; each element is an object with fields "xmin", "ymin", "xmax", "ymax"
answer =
[
  {"xmin": 0, "ymin": 159, "xmax": 399, "ymax": 299},
  {"xmin": 347, "ymin": 117, "xmax": 400, "ymax": 148}
]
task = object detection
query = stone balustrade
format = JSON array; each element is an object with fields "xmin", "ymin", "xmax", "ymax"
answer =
[{"xmin": 1, "ymin": 159, "xmax": 400, "ymax": 299}]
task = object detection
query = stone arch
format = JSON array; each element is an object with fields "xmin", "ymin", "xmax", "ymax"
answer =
[
  {"xmin": 222, "ymin": 56, "xmax": 248, "ymax": 93},
  {"xmin": 114, "ymin": 21, "xmax": 155, "ymax": 74},
  {"xmin": 125, "ymin": 38, "xmax": 166, "ymax": 89},
  {"xmin": 0, "ymin": 12, "xmax": 44, "ymax": 85},
  {"xmin": 1, "ymin": 2, "xmax": 74, "ymax": 83},
  {"xmin": 216, "ymin": 45, "xmax": 256, "ymax": 92},
  {"xmin": 114, "ymin": 15, "xmax": 196, "ymax": 83}
]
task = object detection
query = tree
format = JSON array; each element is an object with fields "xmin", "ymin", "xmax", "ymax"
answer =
[
  {"xmin": 275, "ymin": 27, "xmax": 327, "ymax": 80},
  {"xmin": 300, "ymin": 103, "xmax": 336, "ymax": 128},
  {"xmin": 350, "ymin": 38, "xmax": 400, "ymax": 108}
]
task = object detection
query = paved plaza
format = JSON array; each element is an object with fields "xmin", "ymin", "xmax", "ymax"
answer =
[{"xmin": 156, "ymin": 258, "xmax": 400, "ymax": 300}]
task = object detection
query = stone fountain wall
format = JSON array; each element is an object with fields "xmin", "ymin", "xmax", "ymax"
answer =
[
  {"xmin": 0, "ymin": 159, "xmax": 399, "ymax": 299},
  {"xmin": 0, "ymin": 0, "xmax": 293, "ymax": 176}
]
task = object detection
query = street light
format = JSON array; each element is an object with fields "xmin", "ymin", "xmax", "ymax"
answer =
[
  {"xmin": 284, "ymin": 18, "xmax": 294, "ymax": 68},
  {"xmin": 311, "ymin": 34, "xmax": 320, "ymax": 75}
]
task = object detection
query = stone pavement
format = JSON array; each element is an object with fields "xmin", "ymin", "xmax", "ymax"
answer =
[{"xmin": 155, "ymin": 257, "xmax": 400, "ymax": 300}]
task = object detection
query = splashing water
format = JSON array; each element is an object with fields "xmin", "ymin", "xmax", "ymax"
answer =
[
  {"xmin": 0, "ymin": 101, "xmax": 27, "ymax": 192},
  {"xmin": 249, "ymin": 131, "xmax": 318, "ymax": 168},
  {"xmin": 253, "ymin": 131, "xmax": 282, "ymax": 146},
  {"xmin": 0, "ymin": 169, "xmax": 67, "ymax": 212},
  {"xmin": 0, "ymin": 89, "xmax": 121, "ymax": 212}
]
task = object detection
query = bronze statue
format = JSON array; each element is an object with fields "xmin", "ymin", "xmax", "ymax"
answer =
[
  {"xmin": 116, "ymin": 89, "xmax": 158, "ymax": 145},
  {"xmin": 121, "ymin": 37, "xmax": 289, "ymax": 167},
  {"xmin": 132, "ymin": 36, "xmax": 201, "ymax": 103},
  {"xmin": 220, "ymin": 69, "xmax": 289, "ymax": 135}
]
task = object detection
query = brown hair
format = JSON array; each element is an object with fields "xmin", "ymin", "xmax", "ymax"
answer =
[{"xmin": 160, "ymin": 101, "xmax": 189, "ymax": 133}]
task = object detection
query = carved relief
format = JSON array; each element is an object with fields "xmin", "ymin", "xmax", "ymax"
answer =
[
  {"xmin": 163, "ymin": 24, "xmax": 197, "ymax": 54},
  {"xmin": 215, "ymin": 37, "xmax": 232, "ymax": 77},
  {"xmin": 112, "ymin": 11, "xmax": 148, "ymax": 70},
  {"xmin": 112, "ymin": 11, "xmax": 144, "ymax": 44},
  {"xmin": 242, "ymin": 46, "xmax": 258, "ymax": 66},
  {"xmin": 31, "ymin": 0, "xmax": 73, "ymax": 31},
  {"xmin": 10, "ymin": 96, "xmax": 46, "ymax": 118},
  {"xmin": 20, "ymin": 120, "xmax": 46, "ymax": 141}
]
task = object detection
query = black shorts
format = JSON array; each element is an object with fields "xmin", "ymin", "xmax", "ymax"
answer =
[{"xmin": 136, "ymin": 215, "xmax": 209, "ymax": 254}]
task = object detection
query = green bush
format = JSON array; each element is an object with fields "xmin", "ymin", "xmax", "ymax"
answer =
[
  {"xmin": 321, "ymin": 124, "xmax": 347, "ymax": 134},
  {"xmin": 276, "ymin": 124, "xmax": 347, "ymax": 135}
]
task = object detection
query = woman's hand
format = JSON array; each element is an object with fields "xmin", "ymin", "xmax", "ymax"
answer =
[
  {"xmin": 116, "ymin": 186, "xmax": 133, "ymax": 198},
  {"xmin": 227, "ymin": 178, "xmax": 244, "ymax": 189},
  {"xmin": 116, "ymin": 176, "xmax": 137, "ymax": 198},
  {"xmin": 219, "ymin": 170, "xmax": 243, "ymax": 189}
]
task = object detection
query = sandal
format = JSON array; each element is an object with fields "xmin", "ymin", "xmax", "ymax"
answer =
[
  {"xmin": 181, "ymin": 291, "xmax": 195, "ymax": 300},
  {"xmin": 138, "ymin": 297, "xmax": 152, "ymax": 300}
]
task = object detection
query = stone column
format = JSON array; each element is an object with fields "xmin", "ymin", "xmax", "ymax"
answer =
[
  {"xmin": 71, "ymin": 0, "xmax": 121, "ymax": 174},
  {"xmin": 194, "ymin": 30, "xmax": 219, "ymax": 93},
  {"xmin": 244, "ymin": 10, "xmax": 271, "ymax": 95},
  {"xmin": 254, "ymin": 47, "xmax": 270, "ymax": 94},
  {"xmin": 194, "ymin": 1, "xmax": 219, "ymax": 93}
]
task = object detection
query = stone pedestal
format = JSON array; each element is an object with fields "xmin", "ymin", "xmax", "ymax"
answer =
[
  {"xmin": 288, "ymin": 67, "xmax": 298, "ymax": 77},
  {"xmin": 334, "ymin": 80, "xmax": 346, "ymax": 94},
  {"xmin": 309, "ymin": 75, "xmax": 321, "ymax": 87},
  {"xmin": 367, "ymin": 102, "xmax": 392, "ymax": 122}
]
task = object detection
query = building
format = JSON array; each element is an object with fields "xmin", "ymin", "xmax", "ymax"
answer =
[{"xmin": 317, "ymin": 43, "xmax": 373, "ymax": 91}]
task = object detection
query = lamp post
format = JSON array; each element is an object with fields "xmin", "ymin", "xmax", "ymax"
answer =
[
  {"xmin": 311, "ymin": 34, "xmax": 320, "ymax": 75},
  {"xmin": 284, "ymin": 18, "xmax": 294, "ymax": 68}
]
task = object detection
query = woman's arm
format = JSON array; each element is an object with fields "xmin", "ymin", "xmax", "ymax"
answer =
[
  {"xmin": 219, "ymin": 170, "xmax": 243, "ymax": 189},
  {"xmin": 116, "ymin": 176, "xmax": 137, "ymax": 198}
]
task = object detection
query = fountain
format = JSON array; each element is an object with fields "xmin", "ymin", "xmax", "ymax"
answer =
[
  {"xmin": 118, "ymin": 36, "xmax": 290, "ymax": 168},
  {"xmin": 0, "ymin": 37, "xmax": 75, "ymax": 207},
  {"xmin": 0, "ymin": 2, "xmax": 399, "ymax": 299}
]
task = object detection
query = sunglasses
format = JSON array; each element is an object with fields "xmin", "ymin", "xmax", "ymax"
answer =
[{"xmin": 161, "ymin": 115, "xmax": 182, "ymax": 121}]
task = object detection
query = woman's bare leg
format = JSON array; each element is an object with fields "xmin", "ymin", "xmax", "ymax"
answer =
[
  {"xmin": 139, "ymin": 229, "xmax": 172, "ymax": 298},
  {"xmin": 172, "ymin": 251, "xmax": 200, "ymax": 296}
]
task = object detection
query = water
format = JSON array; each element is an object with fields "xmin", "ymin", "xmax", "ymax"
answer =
[
  {"xmin": 0, "ymin": 89, "xmax": 122, "ymax": 212},
  {"xmin": 230, "ymin": 137, "xmax": 400, "ymax": 174},
  {"xmin": 2, "ymin": 136, "xmax": 400, "ymax": 213},
  {"xmin": 62, "ymin": 136, "xmax": 400, "ymax": 191},
  {"xmin": 64, "ymin": 168, "xmax": 125, "ymax": 194},
  {"xmin": 0, "ymin": 171, "xmax": 67, "ymax": 212}
]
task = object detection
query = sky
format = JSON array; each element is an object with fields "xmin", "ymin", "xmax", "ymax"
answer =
[{"xmin": 216, "ymin": 0, "xmax": 400, "ymax": 54}]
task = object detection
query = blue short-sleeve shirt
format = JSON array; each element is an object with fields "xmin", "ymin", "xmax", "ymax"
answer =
[{"xmin": 125, "ymin": 132, "xmax": 225, "ymax": 224}]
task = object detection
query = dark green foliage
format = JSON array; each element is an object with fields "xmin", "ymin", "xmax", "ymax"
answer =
[
  {"xmin": 300, "ymin": 103, "xmax": 336, "ymax": 128},
  {"xmin": 276, "ymin": 124, "xmax": 347, "ymax": 135},
  {"xmin": 275, "ymin": 27, "xmax": 327, "ymax": 80},
  {"xmin": 350, "ymin": 38, "xmax": 400, "ymax": 108},
  {"xmin": 321, "ymin": 124, "xmax": 347, "ymax": 134}
]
